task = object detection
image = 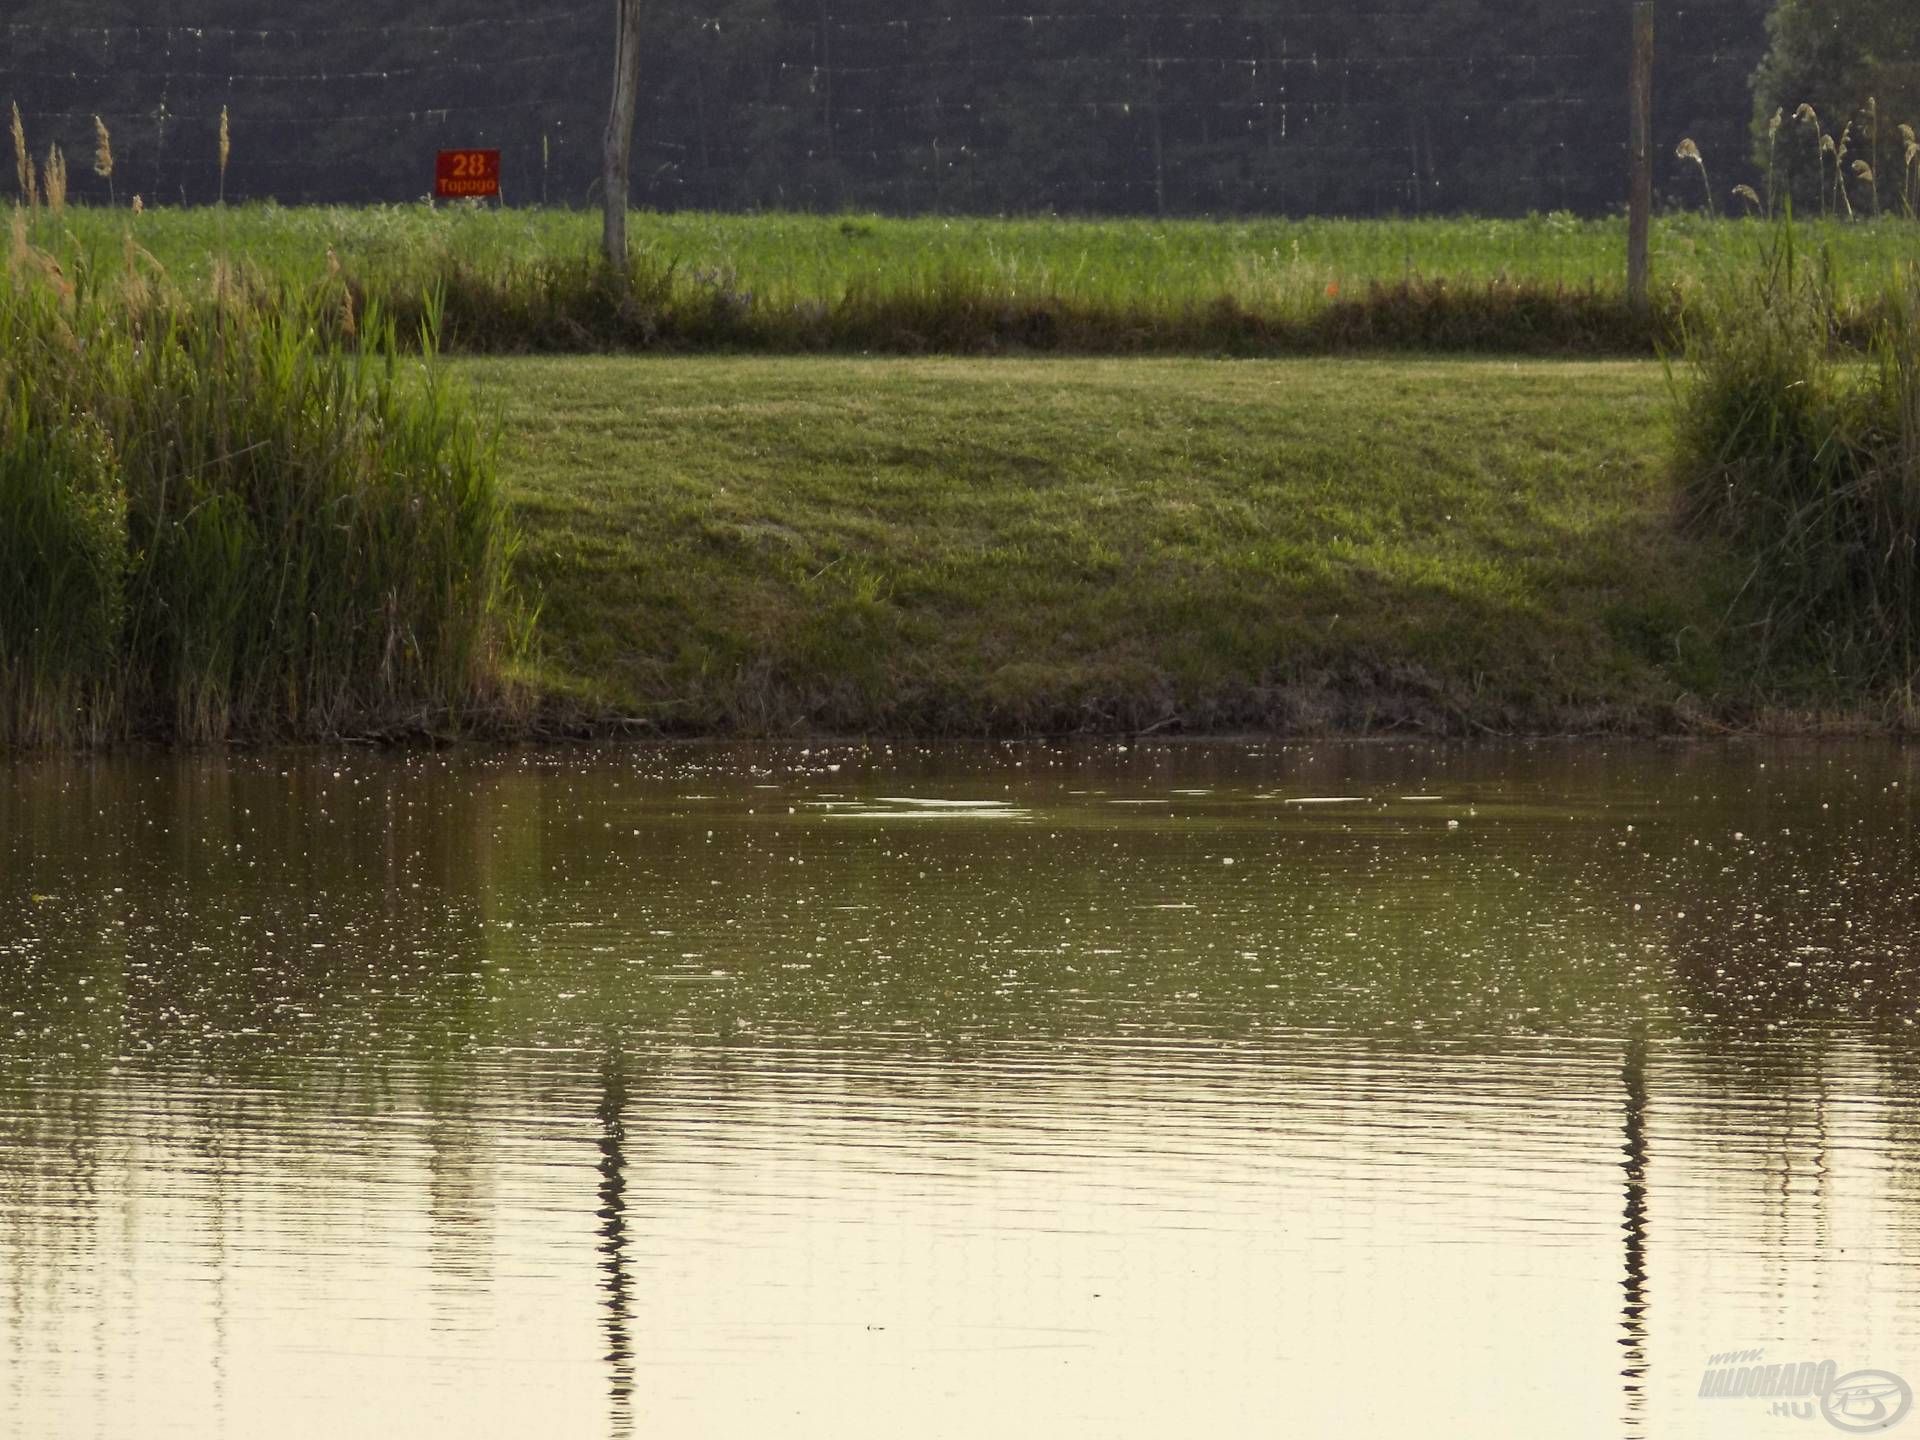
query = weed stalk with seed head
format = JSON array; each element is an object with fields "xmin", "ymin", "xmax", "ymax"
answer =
[
  {"xmin": 1834, "ymin": 123, "xmax": 1855, "ymax": 219},
  {"xmin": 43, "ymin": 145, "xmax": 66, "ymax": 219},
  {"xmin": 1866, "ymin": 98, "xmax": 1880, "ymax": 217},
  {"xmin": 1767, "ymin": 108, "xmax": 1782, "ymax": 217},
  {"xmin": 1904, "ymin": 124, "xmax": 1919, "ymax": 219},
  {"xmin": 8, "ymin": 103, "xmax": 27, "ymax": 205},
  {"xmin": 1677, "ymin": 138, "xmax": 1713, "ymax": 216},
  {"xmin": 1796, "ymin": 105, "xmax": 1828, "ymax": 217},
  {"xmin": 93, "ymin": 115, "xmax": 114, "ymax": 209}
]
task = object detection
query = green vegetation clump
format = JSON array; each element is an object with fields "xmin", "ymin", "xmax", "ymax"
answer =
[
  {"xmin": 0, "ymin": 362, "xmax": 126, "ymax": 746},
  {"xmin": 1676, "ymin": 229, "xmax": 1920, "ymax": 705},
  {"xmin": 40, "ymin": 205, "xmax": 1920, "ymax": 357},
  {"xmin": 0, "ymin": 229, "xmax": 522, "ymax": 746}
]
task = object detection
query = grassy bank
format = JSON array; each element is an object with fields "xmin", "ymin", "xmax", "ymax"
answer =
[
  {"xmin": 475, "ymin": 355, "xmax": 1774, "ymax": 736},
  {"xmin": 34, "ymin": 206, "xmax": 1920, "ymax": 355}
]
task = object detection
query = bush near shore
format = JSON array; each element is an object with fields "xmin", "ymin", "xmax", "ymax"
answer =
[
  {"xmin": 1676, "ymin": 233, "xmax": 1920, "ymax": 703},
  {"xmin": 0, "ymin": 225, "xmax": 522, "ymax": 747}
]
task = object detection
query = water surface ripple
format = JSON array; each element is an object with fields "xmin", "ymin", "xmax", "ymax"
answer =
[{"xmin": 1, "ymin": 742, "xmax": 1917, "ymax": 1438}]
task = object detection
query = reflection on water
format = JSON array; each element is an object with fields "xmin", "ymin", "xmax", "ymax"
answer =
[
  {"xmin": 1, "ymin": 742, "xmax": 1918, "ymax": 1438},
  {"xmin": 1621, "ymin": 1032, "xmax": 1651, "ymax": 1431},
  {"xmin": 596, "ymin": 1047, "xmax": 635, "ymax": 1439}
]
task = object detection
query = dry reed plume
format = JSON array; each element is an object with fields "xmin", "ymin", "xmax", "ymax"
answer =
[
  {"xmin": 10, "ymin": 103, "xmax": 34, "ymax": 209},
  {"xmin": 1765, "ymin": 108, "xmax": 1783, "ymax": 215},
  {"xmin": 43, "ymin": 145, "xmax": 67, "ymax": 218},
  {"xmin": 93, "ymin": 115, "xmax": 114, "ymax": 208},
  {"xmin": 1676, "ymin": 138, "xmax": 1713, "ymax": 215}
]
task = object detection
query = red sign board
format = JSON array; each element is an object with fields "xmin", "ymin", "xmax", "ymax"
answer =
[{"xmin": 436, "ymin": 149, "xmax": 501, "ymax": 199}]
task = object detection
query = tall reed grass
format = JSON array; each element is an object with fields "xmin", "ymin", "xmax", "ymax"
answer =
[
  {"xmin": 0, "ymin": 224, "xmax": 523, "ymax": 746},
  {"xmin": 1676, "ymin": 223, "xmax": 1920, "ymax": 707}
]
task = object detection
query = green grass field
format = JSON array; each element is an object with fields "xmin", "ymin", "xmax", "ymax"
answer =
[
  {"xmin": 35, "ymin": 205, "xmax": 1920, "ymax": 355},
  {"xmin": 468, "ymin": 354, "xmax": 1768, "ymax": 736},
  {"xmin": 58, "ymin": 206, "xmax": 1914, "ymax": 302}
]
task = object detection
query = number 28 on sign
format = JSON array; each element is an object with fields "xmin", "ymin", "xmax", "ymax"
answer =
[{"xmin": 436, "ymin": 150, "xmax": 501, "ymax": 199}]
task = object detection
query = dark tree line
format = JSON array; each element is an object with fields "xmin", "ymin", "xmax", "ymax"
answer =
[
  {"xmin": 2, "ymin": 1, "xmax": 1907, "ymax": 217},
  {"xmin": 1749, "ymin": 0, "xmax": 1920, "ymax": 212}
]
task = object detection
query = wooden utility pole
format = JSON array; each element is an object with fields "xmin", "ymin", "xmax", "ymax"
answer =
[
  {"xmin": 603, "ymin": 0, "xmax": 644, "ymax": 272},
  {"xmin": 1627, "ymin": 2, "xmax": 1654, "ymax": 321}
]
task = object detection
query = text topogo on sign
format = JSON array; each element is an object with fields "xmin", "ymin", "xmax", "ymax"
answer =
[{"xmin": 435, "ymin": 150, "xmax": 501, "ymax": 199}]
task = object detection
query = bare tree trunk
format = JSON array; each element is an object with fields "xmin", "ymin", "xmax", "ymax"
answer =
[{"xmin": 603, "ymin": 0, "xmax": 644, "ymax": 273}]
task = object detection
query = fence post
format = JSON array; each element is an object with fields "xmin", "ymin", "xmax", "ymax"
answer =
[
  {"xmin": 602, "ymin": 0, "xmax": 644, "ymax": 274},
  {"xmin": 1628, "ymin": 2, "xmax": 1654, "ymax": 323}
]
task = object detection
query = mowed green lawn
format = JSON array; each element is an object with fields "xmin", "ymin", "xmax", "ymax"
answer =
[{"xmin": 467, "ymin": 356, "xmax": 1741, "ymax": 735}]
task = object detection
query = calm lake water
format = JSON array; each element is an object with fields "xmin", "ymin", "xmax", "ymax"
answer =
[{"xmin": 2, "ymin": 741, "xmax": 1918, "ymax": 1439}]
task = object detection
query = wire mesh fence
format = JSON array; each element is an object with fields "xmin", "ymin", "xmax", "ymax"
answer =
[{"xmin": 0, "ymin": 2, "xmax": 1833, "ymax": 218}]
